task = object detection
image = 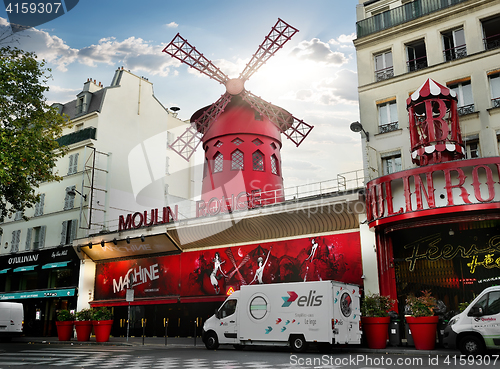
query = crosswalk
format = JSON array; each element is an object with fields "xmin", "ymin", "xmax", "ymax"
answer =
[{"xmin": 0, "ymin": 347, "xmax": 308, "ymax": 368}]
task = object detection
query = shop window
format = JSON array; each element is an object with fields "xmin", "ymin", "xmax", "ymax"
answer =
[
  {"xmin": 374, "ymin": 50, "xmax": 393, "ymax": 81},
  {"xmin": 48, "ymin": 269, "xmax": 73, "ymax": 289},
  {"xmin": 382, "ymin": 151, "xmax": 402, "ymax": 175},
  {"xmin": 252, "ymin": 151, "xmax": 264, "ymax": 172},
  {"xmin": 19, "ymin": 271, "xmax": 38, "ymax": 291},
  {"xmin": 406, "ymin": 39, "xmax": 428, "ymax": 72},
  {"xmin": 213, "ymin": 152, "xmax": 223, "ymax": 173},
  {"xmin": 448, "ymin": 80, "xmax": 474, "ymax": 115},
  {"xmin": 271, "ymin": 154, "xmax": 279, "ymax": 175},
  {"xmin": 63, "ymin": 186, "xmax": 75, "ymax": 210},
  {"xmin": 442, "ymin": 28, "xmax": 466, "ymax": 61},
  {"xmin": 67, "ymin": 153, "xmax": 79, "ymax": 175},
  {"xmin": 378, "ymin": 100, "xmax": 398, "ymax": 133},
  {"xmin": 464, "ymin": 140, "xmax": 480, "ymax": 159},
  {"xmin": 489, "ymin": 72, "xmax": 500, "ymax": 108},
  {"xmin": 11, "ymin": 230, "xmax": 21, "ymax": 253},
  {"xmin": 60, "ymin": 219, "xmax": 77, "ymax": 246},
  {"xmin": 34, "ymin": 193, "xmax": 45, "ymax": 217},
  {"xmin": 231, "ymin": 149, "xmax": 244, "ymax": 170},
  {"xmin": 482, "ymin": 15, "xmax": 500, "ymax": 51}
]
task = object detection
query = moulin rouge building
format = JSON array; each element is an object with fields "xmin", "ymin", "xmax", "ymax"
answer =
[{"xmin": 365, "ymin": 79, "xmax": 500, "ymax": 313}]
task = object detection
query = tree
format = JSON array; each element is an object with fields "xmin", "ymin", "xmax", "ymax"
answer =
[{"xmin": 0, "ymin": 46, "xmax": 69, "ymax": 222}]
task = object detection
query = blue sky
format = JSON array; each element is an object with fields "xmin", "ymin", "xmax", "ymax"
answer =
[{"xmin": 1, "ymin": 0, "xmax": 363, "ymax": 189}]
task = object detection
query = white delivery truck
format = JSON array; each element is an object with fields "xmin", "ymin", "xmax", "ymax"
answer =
[
  {"xmin": 202, "ymin": 280, "xmax": 361, "ymax": 352},
  {"xmin": 443, "ymin": 285, "xmax": 500, "ymax": 355},
  {"xmin": 0, "ymin": 302, "xmax": 24, "ymax": 340}
]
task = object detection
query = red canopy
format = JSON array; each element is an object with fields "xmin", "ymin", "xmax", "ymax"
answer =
[{"xmin": 407, "ymin": 78, "xmax": 457, "ymax": 107}]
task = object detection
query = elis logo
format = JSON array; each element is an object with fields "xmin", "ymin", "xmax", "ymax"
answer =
[{"xmin": 281, "ymin": 290, "xmax": 323, "ymax": 307}]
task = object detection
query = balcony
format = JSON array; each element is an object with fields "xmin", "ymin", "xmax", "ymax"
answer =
[
  {"xmin": 56, "ymin": 127, "xmax": 96, "ymax": 147},
  {"xmin": 375, "ymin": 66, "xmax": 394, "ymax": 82},
  {"xmin": 443, "ymin": 45, "xmax": 467, "ymax": 61},
  {"xmin": 356, "ymin": 0, "xmax": 471, "ymax": 38},
  {"xmin": 492, "ymin": 98, "xmax": 500, "ymax": 109},
  {"xmin": 484, "ymin": 33, "xmax": 500, "ymax": 51},
  {"xmin": 379, "ymin": 121, "xmax": 399, "ymax": 134},
  {"xmin": 457, "ymin": 104, "xmax": 475, "ymax": 116}
]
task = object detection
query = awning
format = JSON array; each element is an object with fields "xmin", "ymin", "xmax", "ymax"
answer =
[
  {"xmin": 0, "ymin": 268, "xmax": 10, "ymax": 274},
  {"xmin": 0, "ymin": 288, "xmax": 75, "ymax": 301},
  {"xmin": 42, "ymin": 261, "xmax": 70, "ymax": 270},
  {"xmin": 13, "ymin": 265, "xmax": 37, "ymax": 272}
]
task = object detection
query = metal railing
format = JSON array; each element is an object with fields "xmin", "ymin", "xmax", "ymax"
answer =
[
  {"xmin": 443, "ymin": 45, "xmax": 467, "ymax": 61},
  {"xmin": 407, "ymin": 56, "xmax": 428, "ymax": 72},
  {"xmin": 379, "ymin": 121, "xmax": 399, "ymax": 134},
  {"xmin": 356, "ymin": 0, "xmax": 470, "ymax": 38},
  {"xmin": 492, "ymin": 98, "xmax": 500, "ymax": 109},
  {"xmin": 484, "ymin": 34, "xmax": 500, "ymax": 51},
  {"xmin": 375, "ymin": 67, "xmax": 394, "ymax": 82},
  {"xmin": 457, "ymin": 104, "xmax": 475, "ymax": 116}
]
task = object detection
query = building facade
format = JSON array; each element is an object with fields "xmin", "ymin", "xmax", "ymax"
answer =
[
  {"xmin": 354, "ymin": 0, "xmax": 500, "ymax": 313},
  {"xmin": 0, "ymin": 69, "xmax": 195, "ymax": 336}
]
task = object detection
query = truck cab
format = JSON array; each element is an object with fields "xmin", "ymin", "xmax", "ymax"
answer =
[{"xmin": 443, "ymin": 286, "xmax": 500, "ymax": 355}]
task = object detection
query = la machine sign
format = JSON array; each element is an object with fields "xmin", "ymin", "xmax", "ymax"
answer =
[{"xmin": 366, "ymin": 157, "xmax": 500, "ymax": 227}]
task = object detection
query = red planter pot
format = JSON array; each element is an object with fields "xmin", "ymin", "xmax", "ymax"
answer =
[
  {"xmin": 92, "ymin": 320, "xmax": 113, "ymax": 343},
  {"xmin": 75, "ymin": 321, "xmax": 93, "ymax": 342},
  {"xmin": 55, "ymin": 321, "xmax": 74, "ymax": 341},
  {"xmin": 406, "ymin": 316, "xmax": 439, "ymax": 350},
  {"xmin": 361, "ymin": 316, "xmax": 390, "ymax": 349}
]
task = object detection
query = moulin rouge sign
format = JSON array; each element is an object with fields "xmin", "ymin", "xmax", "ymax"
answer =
[
  {"xmin": 366, "ymin": 157, "xmax": 500, "ymax": 227},
  {"xmin": 118, "ymin": 190, "xmax": 262, "ymax": 231}
]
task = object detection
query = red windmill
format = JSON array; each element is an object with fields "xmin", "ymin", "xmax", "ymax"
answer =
[{"xmin": 162, "ymin": 19, "xmax": 313, "ymax": 209}]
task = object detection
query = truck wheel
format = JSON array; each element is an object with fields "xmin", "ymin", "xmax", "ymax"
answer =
[
  {"xmin": 204, "ymin": 332, "xmax": 219, "ymax": 350},
  {"xmin": 290, "ymin": 335, "xmax": 308, "ymax": 353},
  {"xmin": 459, "ymin": 335, "xmax": 485, "ymax": 356}
]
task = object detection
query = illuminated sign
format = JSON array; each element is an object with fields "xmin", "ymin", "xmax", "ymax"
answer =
[{"xmin": 226, "ymin": 287, "xmax": 235, "ymax": 296}]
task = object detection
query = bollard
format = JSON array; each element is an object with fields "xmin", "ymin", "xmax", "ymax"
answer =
[
  {"xmin": 164, "ymin": 318, "xmax": 168, "ymax": 346},
  {"xmin": 194, "ymin": 320, "xmax": 197, "ymax": 346},
  {"xmin": 142, "ymin": 318, "xmax": 146, "ymax": 346}
]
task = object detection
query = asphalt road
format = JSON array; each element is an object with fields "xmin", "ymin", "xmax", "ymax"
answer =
[{"xmin": 1, "ymin": 342, "xmax": 499, "ymax": 369}]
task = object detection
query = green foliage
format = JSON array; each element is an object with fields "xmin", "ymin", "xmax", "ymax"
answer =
[
  {"xmin": 361, "ymin": 293, "xmax": 397, "ymax": 317},
  {"xmin": 56, "ymin": 310, "xmax": 75, "ymax": 322},
  {"xmin": 405, "ymin": 290, "xmax": 437, "ymax": 317},
  {"xmin": 0, "ymin": 46, "xmax": 70, "ymax": 222},
  {"xmin": 91, "ymin": 307, "xmax": 113, "ymax": 321},
  {"xmin": 458, "ymin": 300, "xmax": 472, "ymax": 313},
  {"xmin": 75, "ymin": 308, "xmax": 93, "ymax": 321}
]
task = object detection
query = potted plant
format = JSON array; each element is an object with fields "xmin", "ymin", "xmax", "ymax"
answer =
[
  {"xmin": 405, "ymin": 290, "xmax": 438, "ymax": 350},
  {"xmin": 55, "ymin": 309, "xmax": 75, "ymax": 341},
  {"xmin": 92, "ymin": 307, "xmax": 114, "ymax": 342},
  {"xmin": 361, "ymin": 293, "xmax": 396, "ymax": 349},
  {"xmin": 75, "ymin": 308, "xmax": 93, "ymax": 342}
]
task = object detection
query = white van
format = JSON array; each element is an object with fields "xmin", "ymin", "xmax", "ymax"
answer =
[
  {"xmin": 443, "ymin": 286, "xmax": 500, "ymax": 355},
  {"xmin": 202, "ymin": 280, "xmax": 361, "ymax": 352},
  {"xmin": 0, "ymin": 302, "xmax": 24, "ymax": 340}
]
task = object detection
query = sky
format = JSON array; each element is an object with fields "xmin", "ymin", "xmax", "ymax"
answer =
[{"xmin": 0, "ymin": 0, "xmax": 363, "ymax": 191}]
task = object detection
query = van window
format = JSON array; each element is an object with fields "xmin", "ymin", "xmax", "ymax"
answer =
[
  {"xmin": 486, "ymin": 291, "xmax": 500, "ymax": 315},
  {"xmin": 220, "ymin": 299, "xmax": 237, "ymax": 318}
]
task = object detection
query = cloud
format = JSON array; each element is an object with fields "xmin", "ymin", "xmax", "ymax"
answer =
[
  {"xmin": 329, "ymin": 33, "xmax": 356, "ymax": 45},
  {"xmin": 165, "ymin": 22, "xmax": 178, "ymax": 28},
  {"xmin": 290, "ymin": 38, "xmax": 348, "ymax": 66}
]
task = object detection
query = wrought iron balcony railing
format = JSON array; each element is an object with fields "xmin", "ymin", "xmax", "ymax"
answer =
[
  {"xmin": 457, "ymin": 104, "xmax": 475, "ymax": 116},
  {"xmin": 484, "ymin": 34, "xmax": 500, "ymax": 51},
  {"xmin": 379, "ymin": 121, "xmax": 399, "ymax": 134},
  {"xmin": 407, "ymin": 56, "xmax": 428, "ymax": 72},
  {"xmin": 491, "ymin": 98, "xmax": 500, "ymax": 109},
  {"xmin": 443, "ymin": 45, "xmax": 467, "ymax": 61},
  {"xmin": 356, "ymin": 0, "xmax": 471, "ymax": 38},
  {"xmin": 375, "ymin": 67, "xmax": 394, "ymax": 82}
]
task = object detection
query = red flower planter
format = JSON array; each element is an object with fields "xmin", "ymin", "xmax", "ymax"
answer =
[
  {"xmin": 361, "ymin": 316, "xmax": 390, "ymax": 349},
  {"xmin": 55, "ymin": 321, "xmax": 74, "ymax": 341},
  {"xmin": 75, "ymin": 321, "xmax": 93, "ymax": 342},
  {"xmin": 406, "ymin": 316, "xmax": 439, "ymax": 350},
  {"xmin": 93, "ymin": 320, "xmax": 113, "ymax": 342}
]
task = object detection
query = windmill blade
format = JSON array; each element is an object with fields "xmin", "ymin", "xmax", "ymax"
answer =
[
  {"xmin": 163, "ymin": 33, "xmax": 229, "ymax": 85},
  {"xmin": 169, "ymin": 93, "xmax": 232, "ymax": 161},
  {"xmin": 242, "ymin": 91, "xmax": 313, "ymax": 147},
  {"xmin": 239, "ymin": 19, "xmax": 299, "ymax": 81}
]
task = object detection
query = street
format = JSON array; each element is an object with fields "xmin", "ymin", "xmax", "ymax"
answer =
[{"xmin": 0, "ymin": 342, "xmax": 499, "ymax": 369}]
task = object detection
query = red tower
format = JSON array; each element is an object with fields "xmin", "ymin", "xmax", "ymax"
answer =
[
  {"xmin": 163, "ymin": 19, "xmax": 313, "ymax": 207},
  {"xmin": 407, "ymin": 78, "xmax": 464, "ymax": 166}
]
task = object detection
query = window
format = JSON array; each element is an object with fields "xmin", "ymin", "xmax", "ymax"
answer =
[
  {"xmin": 482, "ymin": 15, "xmax": 500, "ymax": 51},
  {"xmin": 271, "ymin": 154, "xmax": 279, "ymax": 175},
  {"xmin": 34, "ymin": 194, "xmax": 45, "ymax": 217},
  {"xmin": 76, "ymin": 97, "xmax": 85, "ymax": 115},
  {"xmin": 214, "ymin": 140, "xmax": 223, "ymax": 148},
  {"xmin": 489, "ymin": 72, "xmax": 500, "ymax": 108},
  {"xmin": 213, "ymin": 152, "xmax": 223, "ymax": 173},
  {"xmin": 231, "ymin": 150, "xmax": 244, "ymax": 170},
  {"xmin": 19, "ymin": 272, "xmax": 38, "ymax": 291},
  {"xmin": 14, "ymin": 211, "xmax": 23, "ymax": 221},
  {"xmin": 382, "ymin": 152, "xmax": 402, "ymax": 175},
  {"xmin": 25, "ymin": 226, "xmax": 46, "ymax": 251},
  {"xmin": 60, "ymin": 219, "xmax": 77, "ymax": 246},
  {"xmin": 270, "ymin": 142, "xmax": 277, "ymax": 150},
  {"xmin": 67, "ymin": 153, "xmax": 79, "ymax": 175},
  {"xmin": 406, "ymin": 39, "xmax": 427, "ymax": 72},
  {"xmin": 203, "ymin": 157, "xmax": 208, "ymax": 178},
  {"xmin": 165, "ymin": 156, "xmax": 170, "ymax": 175},
  {"xmin": 48, "ymin": 268, "xmax": 73, "ymax": 289},
  {"xmin": 464, "ymin": 140, "xmax": 480, "ymax": 159},
  {"xmin": 378, "ymin": 100, "xmax": 398, "ymax": 133},
  {"xmin": 374, "ymin": 51, "xmax": 393, "ymax": 81},
  {"xmin": 252, "ymin": 151, "xmax": 264, "ymax": 171},
  {"xmin": 64, "ymin": 186, "xmax": 76, "ymax": 210},
  {"xmin": 252, "ymin": 138, "xmax": 263, "ymax": 146},
  {"xmin": 219, "ymin": 299, "xmax": 237, "ymax": 318},
  {"xmin": 442, "ymin": 28, "xmax": 466, "ymax": 61},
  {"xmin": 486, "ymin": 291, "xmax": 500, "ymax": 315},
  {"xmin": 232, "ymin": 138, "xmax": 243, "ymax": 146},
  {"xmin": 11, "ymin": 230, "xmax": 20, "ymax": 253},
  {"xmin": 448, "ymin": 80, "xmax": 474, "ymax": 115}
]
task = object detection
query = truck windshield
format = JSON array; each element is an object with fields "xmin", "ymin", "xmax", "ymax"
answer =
[{"xmin": 219, "ymin": 299, "xmax": 237, "ymax": 318}]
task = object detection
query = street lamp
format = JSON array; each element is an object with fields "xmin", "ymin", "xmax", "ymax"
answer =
[
  {"xmin": 66, "ymin": 188, "xmax": 87, "ymax": 201},
  {"xmin": 350, "ymin": 121, "xmax": 370, "ymax": 142}
]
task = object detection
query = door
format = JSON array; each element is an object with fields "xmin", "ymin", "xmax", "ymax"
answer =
[{"xmin": 217, "ymin": 298, "xmax": 238, "ymax": 344}]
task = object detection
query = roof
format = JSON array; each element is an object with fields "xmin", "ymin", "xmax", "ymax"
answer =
[{"xmin": 60, "ymin": 88, "xmax": 106, "ymax": 119}]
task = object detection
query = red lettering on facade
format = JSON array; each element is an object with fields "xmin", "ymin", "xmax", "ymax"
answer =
[
  {"xmin": 472, "ymin": 165, "xmax": 495, "ymax": 202},
  {"xmin": 443, "ymin": 168, "xmax": 471, "ymax": 205}
]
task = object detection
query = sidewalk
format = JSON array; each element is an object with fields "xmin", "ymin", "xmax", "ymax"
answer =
[{"xmin": 11, "ymin": 336, "xmax": 460, "ymax": 356}]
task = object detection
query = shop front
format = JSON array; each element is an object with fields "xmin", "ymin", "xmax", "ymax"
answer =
[{"xmin": 0, "ymin": 246, "xmax": 80, "ymax": 336}]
